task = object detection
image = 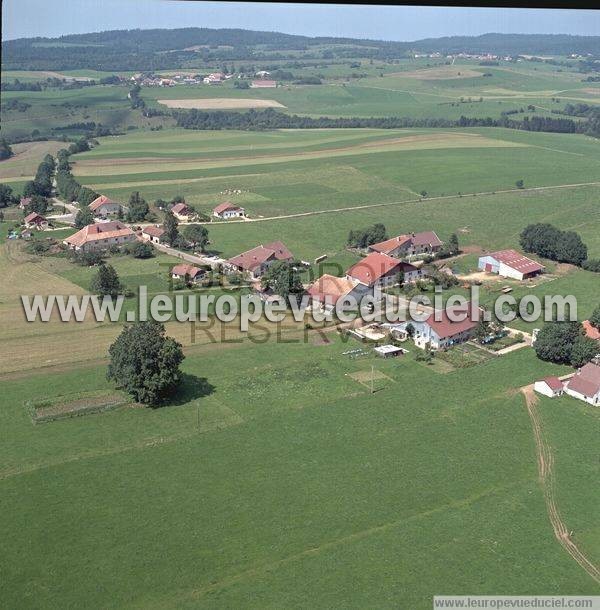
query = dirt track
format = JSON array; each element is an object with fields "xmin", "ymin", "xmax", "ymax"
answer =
[{"xmin": 521, "ymin": 385, "xmax": 600, "ymax": 583}]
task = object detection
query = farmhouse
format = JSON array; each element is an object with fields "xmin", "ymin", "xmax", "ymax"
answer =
[
  {"xmin": 226, "ymin": 241, "xmax": 294, "ymax": 279},
  {"xmin": 251, "ymin": 80, "xmax": 277, "ymax": 88},
  {"xmin": 213, "ymin": 201, "xmax": 246, "ymax": 219},
  {"xmin": 141, "ymin": 225, "xmax": 165, "ymax": 244},
  {"xmin": 478, "ymin": 249, "xmax": 544, "ymax": 280},
  {"xmin": 306, "ymin": 274, "xmax": 366, "ymax": 312},
  {"xmin": 564, "ymin": 362, "xmax": 600, "ymax": 406},
  {"xmin": 171, "ymin": 202, "xmax": 194, "ymax": 221},
  {"xmin": 171, "ymin": 264, "xmax": 205, "ymax": 284},
  {"xmin": 534, "ymin": 377, "xmax": 564, "ymax": 398},
  {"xmin": 203, "ymin": 72, "xmax": 224, "ymax": 84},
  {"xmin": 19, "ymin": 197, "xmax": 32, "ymax": 210},
  {"xmin": 24, "ymin": 212, "xmax": 48, "ymax": 229},
  {"xmin": 89, "ymin": 195, "xmax": 121, "ymax": 218},
  {"xmin": 368, "ymin": 231, "xmax": 443, "ymax": 258},
  {"xmin": 63, "ymin": 221, "xmax": 136, "ymax": 252},
  {"xmin": 346, "ymin": 252, "xmax": 421, "ymax": 289},
  {"xmin": 391, "ymin": 304, "xmax": 479, "ymax": 350}
]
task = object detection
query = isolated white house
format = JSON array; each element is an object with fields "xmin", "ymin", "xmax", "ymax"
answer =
[{"xmin": 213, "ymin": 201, "xmax": 246, "ymax": 219}]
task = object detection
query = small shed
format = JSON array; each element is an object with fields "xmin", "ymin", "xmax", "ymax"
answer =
[
  {"xmin": 374, "ymin": 345, "xmax": 407, "ymax": 359},
  {"xmin": 534, "ymin": 377, "xmax": 564, "ymax": 398}
]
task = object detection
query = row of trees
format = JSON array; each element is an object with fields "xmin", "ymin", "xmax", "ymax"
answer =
[
  {"xmin": 55, "ymin": 145, "xmax": 99, "ymax": 206},
  {"xmin": 174, "ymin": 107, "xmax": 600, "ymax": 138},
  {"xmin": 21, "ymin": 154, "xmax": 56, "ymax": 199},
  {"xmin": 520, "ymin": 223, "xmax": 598, "ymax": 271}
]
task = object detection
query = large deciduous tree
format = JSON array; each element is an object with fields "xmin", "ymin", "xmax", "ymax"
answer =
[
  {"xmin": 182, "ymin": 224, "xmax": 209, "ymax": 251},
  {"xmin": 261, "ymin": 260, "xmax": 304, "ymax": 301},
  {"xmin": 127, "ymin": 191, "xmax": 149, "ymax": 222},
  {"xmin": 107, "ymin": 321, "xmax": 185, "ymax": 405},
  {"xmin": 74, "ymin": 207, "xmax": 94, "ymax": 228},
  {"xmin": 90, "ymin": 264, "xmax": 123, "ymax": 298}
]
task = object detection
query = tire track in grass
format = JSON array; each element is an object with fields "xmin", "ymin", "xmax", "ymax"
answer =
[{"xmin": 521, "ymin": 385, "xmax": 600, "ymax": 584}]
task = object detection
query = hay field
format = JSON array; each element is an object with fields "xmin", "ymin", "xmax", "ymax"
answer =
[{"xmin": 158, "ymin": 98, "xmax": 286, "ymax": 109}]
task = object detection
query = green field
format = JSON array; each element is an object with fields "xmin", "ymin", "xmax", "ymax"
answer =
[{"xmin": 1, "ymin": 334, "xmax": 598, "ymax": 608}]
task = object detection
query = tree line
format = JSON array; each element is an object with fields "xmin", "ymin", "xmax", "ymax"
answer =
[
  {"xmin": 174, "ymin": 107, "xmax": 600, "ymax": 138},
  {"xmin": 520, "ymin": 223, "xmax": 599, "ymax": 273}
]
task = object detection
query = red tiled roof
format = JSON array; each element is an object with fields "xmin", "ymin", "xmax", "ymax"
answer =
[
  {"xmin": 89, "ymin": 195, "xmax": 118, "ymax": 211},
  {"xmin": 214, "ymin": 201, "xmax": 243, "ymax": 214},
  {"xmin": 425, "ymin": 305, "xmax": 479, "ymax": 339},
  {"xmin": 369, "ymin": 231, "xmax": 443, "ymax": 255},
  {"xmin": 19, "ymin": 197, "xmax": 32, "ymax": 207},
  {"xmin": 307, "ymin": 274, "xmax": 359, "ymax": 305},
  {"xmin": 263, "ymin": 241, "xmax": 294, "ymax": 261},
  {"xmin": 171, "ymin": 264, "xmax": 203, "ymax": 278},
  {"xmin": 543, "ymin": 376, "xmax": 564, "ymax": 392},
  {"xmin": 583, "ymin": 320, "xmax": 600, "ymax": 342},
  {"xmin": 227, "ymin": 241, "xmax": 294, "ymax": 273},
  {"xmin": 24, "ymin": 212, "xmax": 45, "ymax": 223},
  {"xmin": 567, "ymin": 363, "xmax": 600, "ymax": 398},
  {"xmin": 488, "ymin": 249, "xmax": 544, "ymax": 275},
  {"xmin": 171, "ymin": 203, "xmax": 191, "ymax": 215},
  {"xmin": 346, "ymin": 252, "xmax": 401, "ymax": 286},
  {"xmin": 142, "ymin": 225, "xmax": 165, "ymax": 238},
  {"xmin": 64, "ymin": 221, "xmax": 134, "ymax": 248}
]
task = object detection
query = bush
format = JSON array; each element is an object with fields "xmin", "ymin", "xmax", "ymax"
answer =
[
  {"xmin": 128, "ymin": 241, "xmax": 154, "ymax": 259},
  {"xmin": 582, "ymin": 258, "xmax": 600, "ymax": 273},
  {"xmin": 69, "ymin": 250, "xmax": 104, "ymax": 266}
]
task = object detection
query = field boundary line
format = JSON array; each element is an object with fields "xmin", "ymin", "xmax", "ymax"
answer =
[{"xmin": 521, "ymin": 385, "xmax": 600, "ymax": 584}]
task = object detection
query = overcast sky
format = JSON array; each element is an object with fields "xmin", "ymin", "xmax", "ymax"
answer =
[{"xmin": 3, "ymin": 1, "xmax": 599, "ymax": 42}]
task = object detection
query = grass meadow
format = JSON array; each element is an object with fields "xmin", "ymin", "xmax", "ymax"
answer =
[{"xmin": 0, "ymin": 335, "xmax": 598, "ymax": 608}]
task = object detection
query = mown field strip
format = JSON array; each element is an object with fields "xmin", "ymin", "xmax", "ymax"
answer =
[{"xmin": 72, "ymin": 134, "xmax": 526, "ymax": 176}]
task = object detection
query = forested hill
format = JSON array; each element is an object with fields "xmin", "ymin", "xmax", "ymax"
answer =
[{"xmin": 2, "ymin": 28, "xmax": 599, "ymax": 71}]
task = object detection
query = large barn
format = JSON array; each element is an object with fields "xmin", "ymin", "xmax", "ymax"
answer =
[{"xmin": 478, "ymin": 249, "xmax": 544, "ymax": 280}]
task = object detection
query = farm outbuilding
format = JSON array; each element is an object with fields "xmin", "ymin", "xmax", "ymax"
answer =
[
  {"xmin": 374, "ymin": 345, "xmax": 407, "ymax": 358},
  {"xmin": 534, "ymin": 377, "xmax": 564, "ymax": 398},
  {"xmin": 478, "ymin": 249, "xmax": 544, "ymax": 281}
]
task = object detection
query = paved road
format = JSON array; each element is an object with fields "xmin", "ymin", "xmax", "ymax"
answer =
[{"xmin": 149, "ymin": 241, "xmax": 225, "ymax": 268}]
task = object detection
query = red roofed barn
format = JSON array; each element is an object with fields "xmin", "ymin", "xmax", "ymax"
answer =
[{"xmin": 478, "ymin": 249, "xmax": 544, "ymax": 281}]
